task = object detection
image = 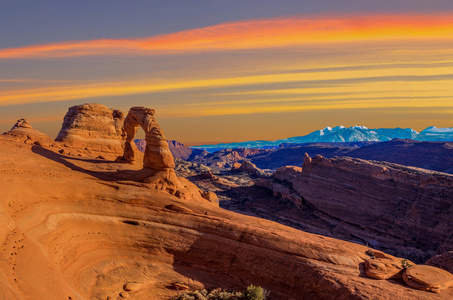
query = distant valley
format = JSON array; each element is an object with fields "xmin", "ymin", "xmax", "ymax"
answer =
[
  {"xmin": 192, "ymin": 125, "xmax": 453, "ymax": 152},
  {"xmin": 137, "ymin": 138, "xmax": 453, "ymax": 175}
]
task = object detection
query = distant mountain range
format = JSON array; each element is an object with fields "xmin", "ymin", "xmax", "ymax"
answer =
[{"xmin": 192, "ymin": 125, "xmax": 453, "ymax": 152}]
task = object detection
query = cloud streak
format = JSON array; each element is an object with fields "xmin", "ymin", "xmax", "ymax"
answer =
[{"xmin": 1, "ymin": 14, "xmax": 453, "ymax": 59}]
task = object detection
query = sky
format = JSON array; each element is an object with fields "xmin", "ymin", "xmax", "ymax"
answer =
[{"xmin": 1, "ymin": 1, "xmax": 453, "ymax": 145}]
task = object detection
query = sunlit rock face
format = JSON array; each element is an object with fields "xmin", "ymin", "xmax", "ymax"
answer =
[
  {"xmin": 56, "ymin": 103, "xmax": 125, "ymax": 153},
  {"xmin": 262, "ymin": 153, "xmax": 453, "ymax": 262},
  {"xmin": 1, "ymin": 118, "xmax": 54, "ymax": 147}
]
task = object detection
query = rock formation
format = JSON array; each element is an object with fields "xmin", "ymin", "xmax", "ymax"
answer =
[
  {"xmin": 135, "ymin": 139, "xmax": 208, "ymax": 160},
  {"xmin": 121, "ymin": 107, "xmax": 173, "ymax": 170},
  {"xmin": 402, "ymin": 265, "xmax": 453, "ymax": 293},
  {"xmin": 1, "ymin": 119, "xmax": 54, "ymax": 147},
  {"xmin": 260, "ymin": 154, "xmax": 453, "ymax": 262},
  {"xmin": 426, "ymin": 251, "xmax": 453, "ymax": 274},
  {"xmin": 2, "ymin": 138, "xmax": 452, "ymax": 299},
  {"xmin": 55, "ymin": 103, "xmax": 125, "ymax": 153},
  {"xmin": 230, "ymin": 160, "xmax": 269, "ymax": 177},
  {"xmin": 119, "ymin": 106, "xmax": 216, "ymax": 202},
  {"xmin": 363, "ymin": 250, "xmax": 453, "ymax": 293}
]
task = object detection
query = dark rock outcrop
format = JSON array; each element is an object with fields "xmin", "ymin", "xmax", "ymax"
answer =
[{"xmin": 426, "ymin": 251, "xmax": 453, "ymax": 274}]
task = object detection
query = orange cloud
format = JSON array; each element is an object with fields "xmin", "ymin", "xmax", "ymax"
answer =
[{"xmin": 1, "ymin": 14, "xmax": 453, "ymax": 59}]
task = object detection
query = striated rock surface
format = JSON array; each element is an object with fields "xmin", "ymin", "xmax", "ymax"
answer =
[
  {"xmin": 1, "ymin": 138, "xmax": 451, "ymax": 299},
  {"xmin": 426, "ymin": 251, "xmax": 453, "ymax": 274},
  {"xmin": 402, "ymin": 265, "xmax": 453, "ymax": 293},
  {"xmin": 56, "ymin": 103, "xmax": 125, "ymax": 153},
  {"xmin": 261, "ymin": 154, "xmax": 453, "ymax": 262},
  {"xmin": 1, "ymin": 119, "xmax": 54, "ymax": 147}
]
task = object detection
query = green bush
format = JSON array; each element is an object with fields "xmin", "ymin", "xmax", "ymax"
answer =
[{"xmin": 242, "ymin": 285, "xmax": 268, "ymax": 300}]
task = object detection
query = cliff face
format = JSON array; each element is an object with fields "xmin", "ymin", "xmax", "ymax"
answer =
[
  {"xmin": 262, "ymin": 154, "xmax": 453, "ymax": 262},
  {"xmin": 55, "ymin": 103, "xmax": 125, "ymax": 153}
]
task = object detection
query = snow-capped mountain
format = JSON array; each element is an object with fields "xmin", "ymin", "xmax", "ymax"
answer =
[{"xmin": 192, "ymin": 125, "xmax": 453, "ymax": 152}]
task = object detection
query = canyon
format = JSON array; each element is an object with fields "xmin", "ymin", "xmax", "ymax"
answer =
[{"xmin": 0, "ymin": 103, "xmax": 452, "ymax": 299}]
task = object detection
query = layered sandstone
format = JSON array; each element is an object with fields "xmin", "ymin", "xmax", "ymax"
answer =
[
  {"xmin": 426, "ymin": 251, "xmax": 453, "ymax": 274},
  {"xmin": 260, "ymin": 154, "xmax": 453, "ymax": 262},
  {"xmin": 55, "ymin": 103, "xmax": 125, "ymax": 153},
  {"xmin": 119, "ymin": 107, "xmax": 213, "ymax": 202},
  {"xmin": 1, "ymin": 139, "xmax": 451, "ymax": 299},
  {"xmin": 1, "ymin": 119, "xmax": 54, "ymax": 147}
]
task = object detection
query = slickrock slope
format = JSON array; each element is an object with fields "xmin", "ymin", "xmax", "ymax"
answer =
[
  {"xmin": 2, "ymin": 140, "xmax": 451, "ymax": 299},
  {"xmin": 1, "ymin": 119, "xmax": 54, "ymax": 147},
  {"xmin": 260, "ymin": 154, "xmax": 453, "ymax": 263},
  {"xmin": 56, "ymin": 103, "xmax": 125, "ymax": 154}
]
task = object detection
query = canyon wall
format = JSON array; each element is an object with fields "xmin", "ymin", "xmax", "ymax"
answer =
[{"xmin": 261, "ymin": 154, "xmax": 453, "ymax": 262}]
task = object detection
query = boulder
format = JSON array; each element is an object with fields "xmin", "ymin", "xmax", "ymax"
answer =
[
  {"xmin": 231, "ymin": 160, "xmax": 267, "ymax": 177},
  {"xmin": 426, "ymin": 251, "xmax": 453, "ymax": 274},
  {"xmin": 1, "ymin": 119, "xmax": 54, "ymax": 147},
  {"xmin": 201, "ymin": 191, "xmax": 219, "ymax": 205},
  {"xmin": 55, "ymin": 103, "xmax": 125, "ymax": 153},
  {"xmin": 403, "ymin": 265, "xmax": 453, "ymax": 293},
  {"xmin": 364, "ymin": 257, "xmax": 406, "ymax": 280},
  {"xmin": 123, "ymin": 282, "xmax": 140, "ymax": 291}
]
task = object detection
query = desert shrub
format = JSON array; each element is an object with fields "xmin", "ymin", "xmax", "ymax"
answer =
[
  {"xmin": 401, "ymin": 259, "xmax": 412, "ymax": 269},
  {"xmin": 242, "ymin": 285, "xmax": 268, "ymax": 300},
  {"xmin": 172, "ymin": 284, "xmax": 268, "ymax": 300}
]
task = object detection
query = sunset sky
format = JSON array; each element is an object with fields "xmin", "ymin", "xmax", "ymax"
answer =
[{"xmin": 1, "ymin": 1, "xmax": 453, "ymax": 145}]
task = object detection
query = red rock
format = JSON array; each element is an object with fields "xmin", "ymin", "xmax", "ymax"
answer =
[
  {"xmin": 264, "ymin": 154, "xmax": 453, "ymax": 262},
  {"xmin": 403, "ymin": 265, "xmax": 453, "ymax": 293},
  {"xmin": 426, "ymin": 251, "xmax": 453, "ymax": 274},
  {"xmin": 55, "ymin": 103, "xmax": 125, "ymax": 153},
  {"xmin": 231, "ymin": 160, "xmax": 267, "ymax": 177},
  {"xmin": 364, "ymin": 257, "xmax": 406, "ymax": 280},
  {"xmin": 122, "ymin": 106, "xmax": 174, "ymax": 170},
  {"xmin": 1, "ymin": 119, "xmax": 54, "ymax": 147},
  {"xmin": 201, "ymin": 191, "xmax": 219, "ymax": 205}
]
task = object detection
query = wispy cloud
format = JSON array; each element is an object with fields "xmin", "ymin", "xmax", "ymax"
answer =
[{"xmin": 1, "ymin": 14, "xmax": 453, "ymax": 59}]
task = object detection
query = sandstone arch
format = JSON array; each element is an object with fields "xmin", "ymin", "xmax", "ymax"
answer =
[
  {"xmin": 122, "ymin": 106, "xmax": 175, "ymax": 170},
  {"xmin": 120, "ymin": 107, "xmax": 214, "ymax": 202}
]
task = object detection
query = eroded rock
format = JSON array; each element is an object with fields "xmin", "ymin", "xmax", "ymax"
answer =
[
  {"xmin": 56, "ymin": 103, "xmax": 125, "ymax": 153},
  {"xmin": 1, "ymin": 119, "xmax": 54, "ymax": 147},
  {"xmin": 262, "ymin": 154, "xmax": 453, "ymax": 262},
  {"xmin": 403, "ymin": 265, "xmax": 453, "ymax": 293},
  {"xmin": 119, "ymin": 107, "xmax": 218, "ymax": 202},
  {"xmin": 426, "ymin": 251, "xmax": 453, "ymax": 274}
]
